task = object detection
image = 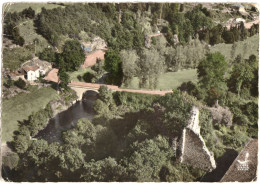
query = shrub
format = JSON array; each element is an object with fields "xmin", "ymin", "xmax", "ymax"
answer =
[
  {"xmin": 14, "ymin": 78, "xmax": 26, "ymax": 89},
  {"xmin": 83, "ymin": 72, "xmax": 96, "ymax": 83},
  {"xmin": 77, "ymin": 75, "xmax": 83, "ymax": 81}
]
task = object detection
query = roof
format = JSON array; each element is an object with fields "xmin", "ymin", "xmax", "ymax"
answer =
[
  {"xmin": 220, "ymin": 139, "xmax": 258, "ymax": 182},
  {"xmin": 81, "ymin": 50, "xmax": 106, "ymax": 68},
  {"xmin": 43, "ymin": 68, "xmax": 59, "ymax": 83},
  {"xmin": 23, "ymin": 66, "xmax": 39, "ymax": 72},
  {"xmin": 22, "ymin": 57, "xmax": 52, "ymax": 71}
]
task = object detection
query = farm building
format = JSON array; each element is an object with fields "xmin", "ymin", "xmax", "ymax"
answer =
[
  {"xmin": 23, "ymin": 66, "xmax": 40, "ymax": 81},
  {"xmin": 8, "ymin": 57, "xmax": 52, "ymax": 81},
  {"xmin": 21, "ymin": 57, "xmax": 52, "ymax": 76}
]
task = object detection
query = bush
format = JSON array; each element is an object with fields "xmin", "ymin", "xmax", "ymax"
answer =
[
  {"xmin": 83, "ymin": 72, "xmax": 96, "ymax": 82},
  {"xmin": 14, "ymin": 78, "xmax": 26, "ymax": 89},
  {"xmin": 77, "ymin": 75, "xmax": 83, "ymax": 81},
  {"xmin": 113, "ymin": 91, "xmax": 159, "ymax": 110}
]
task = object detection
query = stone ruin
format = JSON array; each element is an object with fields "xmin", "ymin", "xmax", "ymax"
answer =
[{"xmin": 178, "ymin": 106, "xmax": 216, "ymax": 171}]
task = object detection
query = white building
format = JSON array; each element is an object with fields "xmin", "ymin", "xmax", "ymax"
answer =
[{"xmin": 23, "ymin": 66, "xmax": 40, "ymax": 81}]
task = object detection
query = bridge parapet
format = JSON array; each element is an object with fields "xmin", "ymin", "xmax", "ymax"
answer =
[{"xmin": 68, "ymin": 81, "xmax": 172, "ymax": 100}]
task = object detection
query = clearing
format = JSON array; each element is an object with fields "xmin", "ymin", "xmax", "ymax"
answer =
[
  {"xmin": 210, "ymin": 34, "xmax": 259, "ymax": 62},
  {"xmin": 123, "ymin": 69, "xmax": 198, "ymax": 90}
]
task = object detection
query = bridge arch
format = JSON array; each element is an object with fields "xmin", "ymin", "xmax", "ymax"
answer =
[
  {"xmin": 69, "ymin": 86, "xmax": 99, "ymax": 100},
  {"xmin": 82, "ymin": 90, "xmax": 99, "ymax": 101}
]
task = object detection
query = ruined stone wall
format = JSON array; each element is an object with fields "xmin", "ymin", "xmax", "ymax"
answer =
[
  {"xmin": 179, "ymin": 106, "xmax": 216, "ymax": 171},
  {"xmin": 180, "ymin": 128, "xmax": 216, "ymax": 171}
]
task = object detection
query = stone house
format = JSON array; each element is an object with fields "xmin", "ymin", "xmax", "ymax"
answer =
[
  {"xmin": 21, "ymin": 57, "xmax": 52, "ymax": 75},
  {"xmin": 23, "ymin": 66, "xmax": 40, "ymax": 81}
]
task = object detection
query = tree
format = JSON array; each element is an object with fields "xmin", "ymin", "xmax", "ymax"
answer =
[
  {"xmin": 62, "ymin": 129, "xmax": 85, "ymax": 146},
  {"xmin": 81, "ymin": 157, "xmax": 126, "ymax": 182},
  {"xmin": 13, "ymin": 134, "xmax": 31, "ymax": 154},
  {"xmin": 179, "ymin": 4, "xmax": 184, "ymax": 12},
  {"xmin": 230, "ymin": 42, "xmax": 238, "ymax": 61},
  {"xmin": 58, "ymin": 68, "xmax": 69, "ymax": 90},
  {"xmin": 21, "ymin": 7, "xmax": 35, "ymax": 19},
  {"xmin": 27, "ymin": 139, "xmax": 49, "ymax": 166},
  {"xmin": 137, "ymin": 48, "xmax": 164, "ymax": 89},
  {"xmin": 59, "ymin": 145, "xmax": 85, "ymax": 172},
  {"xmin": 104, "ymin": 50, "xmax": 123, "ymax": 85},
  {"xmin": 197, "ymin": 52, "xmax": 228, "ymax": 105},
  {"xmin": 126, "ymin": 135, "xmax": 173, "ymax": 181},
  {"xmin": 14, "ymin": 78, "xmax": 26, "ymax": 89},
  {"xmin": 83, "ymin": 72, "xmax": 96, "ymax": 83},
  {"xmin": 93, "ymin": 99, "xmax": 110, "ymax": 116},
  {"xmin": 98, "ymin": 85, "xmax": 114, "ymax": 108},
  {"xmin": 228, "ymin": 57, "xmax": 256, "ymax": 97},
  {"xmin": 39, "ymin": 48, "xmax": 57, "ymax": 63},
  {"xmin": 120, "ymin": 50, "xmax": 139, "ymax": 86},
  {"xmin": 159, "ymin": 90, "xmax": 192, "ymax": 136},
  {"xmin": 58, "ymin": 56, "xmax": 70, "ymax": 89},
  {"xmin": 62, "ymin": 40, "xmax": 85, "ymax": 71}
]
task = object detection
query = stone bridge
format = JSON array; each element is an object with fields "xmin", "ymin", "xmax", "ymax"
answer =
[{"xmin": 68, "ymin": 81, "xmax": 172, "ymax": 100}]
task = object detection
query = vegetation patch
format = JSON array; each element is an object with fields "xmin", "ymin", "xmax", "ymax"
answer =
[
  {"xmin": 3, "ymin": 45, "xmax": 34, "ymax": 71},
  {"xmin": 18, "ymin": 19, "xmax": 49, "ymax": 52},
  {"xmin": 1, "ymin": 86, "xmax": 58, "ymax": 142}
]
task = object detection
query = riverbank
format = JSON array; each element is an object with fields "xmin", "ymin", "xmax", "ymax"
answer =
[{"xmin": 34, "ymin": 96, "xmax": 95, "ymax": 143}]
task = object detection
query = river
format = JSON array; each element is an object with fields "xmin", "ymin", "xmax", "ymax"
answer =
[{"xmin": 35, "ymin": 95, "xmax": 96, "ymax": 143}]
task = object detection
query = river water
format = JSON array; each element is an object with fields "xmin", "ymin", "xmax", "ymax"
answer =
[{"xmin": 35, "ymin": 97, "xmax": 96, "ymax": 143}]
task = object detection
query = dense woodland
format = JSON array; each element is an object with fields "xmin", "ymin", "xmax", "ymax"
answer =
[
  {"xmin": 2, "ymin": 2, "xmax": 259, "ymax": 182},
  {"xmin": 7, "ymin": 51, "xmax": 258, "ymax": 181}
]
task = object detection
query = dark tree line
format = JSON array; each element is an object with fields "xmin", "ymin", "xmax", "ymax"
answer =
[
  {"xmin": 199, "ymin": 22, "xmax": 259, "ymax": 45},
  {"xmin": 4, "ymin": 22, "xmax": 25, "ymax": 46},
  {"xmin": 36, "ymin": 4, "xmax": 144, "ymax": 50}
]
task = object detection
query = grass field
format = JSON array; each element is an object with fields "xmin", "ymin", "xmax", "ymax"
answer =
[
  {"xmin": 123, "ymin": 69, "xmax": 198, "ymax": 90},
  {"xmin": 19, "ymin": 19, "xmax": 49, "ymax": 52},
  {"xmin": 5, "ymin": 3, "xmax": 64, "ymax": 14},
  {"xmin": 1, "ymin": 86, "xmax": 58, "ymax": 143},
  {"xmin": 210, "ymin": 35, "xmax": 259, "ymax": 62},
  {"xmin": 67, "ymin": 68, "xmax": 94, "ymax": 82}
]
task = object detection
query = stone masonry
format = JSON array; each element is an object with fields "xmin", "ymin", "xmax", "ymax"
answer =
[{"xmin": 179, "ymin": 106, "xmax": 216, "ymax": 171}]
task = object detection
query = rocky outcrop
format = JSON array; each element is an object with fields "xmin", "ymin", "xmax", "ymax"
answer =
[{"xmin": 179, "ymin": 106, "xmax": 216, "ymax": 171}]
